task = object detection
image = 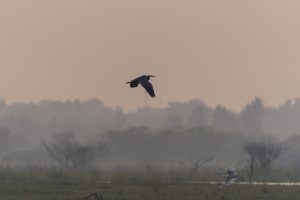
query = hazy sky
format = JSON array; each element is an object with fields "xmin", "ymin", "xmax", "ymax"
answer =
[{"xmin": 0, "ymin": 0, "xmax": 300, "ymax": 111}]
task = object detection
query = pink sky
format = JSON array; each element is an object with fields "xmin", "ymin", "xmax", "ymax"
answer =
[{"xmin": 0, "ymin": 0, "xmax": 300, "ymax": 110}]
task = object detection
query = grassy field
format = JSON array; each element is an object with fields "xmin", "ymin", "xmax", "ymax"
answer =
[
  {"xmin": 0, "ymin": 166, "xmax": 299, "ymax": 200},
  {"xmin": 0, "ymin": 182, "xmax": 300, "ymax": 200}
]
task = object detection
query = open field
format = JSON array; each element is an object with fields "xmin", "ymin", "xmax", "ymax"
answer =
[
  {"xmin": 0, "ymin": 166, "xmax": 299, "ymax": 200},
  {"xmin": 0, "ymin": 182, "xmax": 300, "ymax": 200}
]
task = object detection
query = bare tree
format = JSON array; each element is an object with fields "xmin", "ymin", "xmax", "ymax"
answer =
[
  {"xmin": 256, "ymin": 142, "xmax": 287, "ymax": 171},
  {"xmin": 243, "ymin": 141, "xmax": 287, "ymax": 182},
  {"xmin": 44, "ymin": 132, "xmax": 108, "ymax": 171},
  {"xmin": 243, "ymin": 142, "xmax": 260, "ymax": 183},
  {"xmin": 189, "ymin": 156, "xmax": 214, "ymax": 181}
]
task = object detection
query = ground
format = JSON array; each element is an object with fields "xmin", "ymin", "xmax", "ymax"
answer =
[{"xmin": 0, "ymin": 182, "xmax": 299, "ymax": 200}]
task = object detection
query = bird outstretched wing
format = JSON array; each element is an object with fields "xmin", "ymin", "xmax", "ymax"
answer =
[
  {"xmin": 224, "ymin": 177, "xmax": 237, "ymax": 185},
  {"xmin": 139, "ymin": 79, "xmax": 155, "ymax": 97}
]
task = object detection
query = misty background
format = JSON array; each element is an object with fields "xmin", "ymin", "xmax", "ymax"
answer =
[
  {"xmin": 0, "ymin": 97, "xmax": 299, "ymax": 171},
  {"xmin": 1, "ymin": 0, "xmax": 300, "ymax": 111},
  {"xmin": 1, "ymin": 0, "xmax": 300, "ymax": 185}
]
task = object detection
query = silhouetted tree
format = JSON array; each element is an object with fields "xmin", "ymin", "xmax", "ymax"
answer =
[
  {"xmin": 243, "ymin": 142, "xmax": 260, "ymax": 183},
  {"xmin": 44, "ymin": 132, "xmax": 108, "ymax": 171},
  {"xmin": 212, "ymin": 105, "xmax": 240, "ymax": 133},
  {"xmin": 188, "ymin": 156, "xmax": 214, "ymax": 181},
  {"xmin": 240, "ymin": 97, "xmax": 265, "ymax": 135},
  {"xmin": 243, "ymin": 141, "xmax": 286, "ymax": 181},
  {"xmin": 187, "ymin": 104, "xmax": 211, "ymax": 127},
  {"xmin": 256, "ymin": 142, "xmax": 287, "ymax": 171}
]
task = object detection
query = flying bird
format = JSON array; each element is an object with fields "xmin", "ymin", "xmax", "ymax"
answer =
[
  {"xmin": 126, "ymin": 75, "xmax": 156, "ymax": 97},
  {"xmin": 216, "ymin": 167, "xmax": 245, "ymax": 186}
]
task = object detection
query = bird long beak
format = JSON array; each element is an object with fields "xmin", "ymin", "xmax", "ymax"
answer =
[
  {"xmin": 148, "ymin": 75, "xmax": 156, "ymax": 77},
  {"xmin": 126, "ymin": 81, "xmax": 131, "ymax": 84}
]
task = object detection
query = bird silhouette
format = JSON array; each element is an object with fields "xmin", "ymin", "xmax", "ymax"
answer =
[
  {"xmin": 126, "ymin": 75, "xmax": 156, "ymax": 97},
  {"xmin": 216, "ymin": 167, "xmax": 245, "ymax": 186}
]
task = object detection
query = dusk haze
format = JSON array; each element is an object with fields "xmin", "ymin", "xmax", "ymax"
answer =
[
  {"xmin": 1, "ymin": 1, "xmax": 300, "ymax": 199},
  {"xmin": 0, "ymin": 0, "xmax": 300, "ymax": 110}
]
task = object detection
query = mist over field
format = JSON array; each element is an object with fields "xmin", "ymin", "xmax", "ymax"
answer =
[
  {"xmin": 0, "ymin": 97, "xmax": 299, "ymax": 171},
  {"xmin": 3, "ymin": 0, "xmax": 300, "ymax": 198}
]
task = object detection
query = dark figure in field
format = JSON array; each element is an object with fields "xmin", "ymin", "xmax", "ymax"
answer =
[
  {"xmin": 126, "ymin": 75, "xmax": 156, "ymax": 97},
  {"xmin": 217, "ymin": 167, "xmax": 245, "ymax": 186}
]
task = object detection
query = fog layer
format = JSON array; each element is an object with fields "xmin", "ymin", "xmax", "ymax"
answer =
[{"xmin": 0, "ymin": 97, "xmax": 299, "ymax": 168}]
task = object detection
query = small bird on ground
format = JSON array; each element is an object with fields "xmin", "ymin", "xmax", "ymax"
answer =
[
  {"xmin": 216, "ymin": 167, "xmax": 245, "ymax": 186},
  {"xmin": 126, "ymin": 75, "xmax": 156, "ymax": 97}
]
